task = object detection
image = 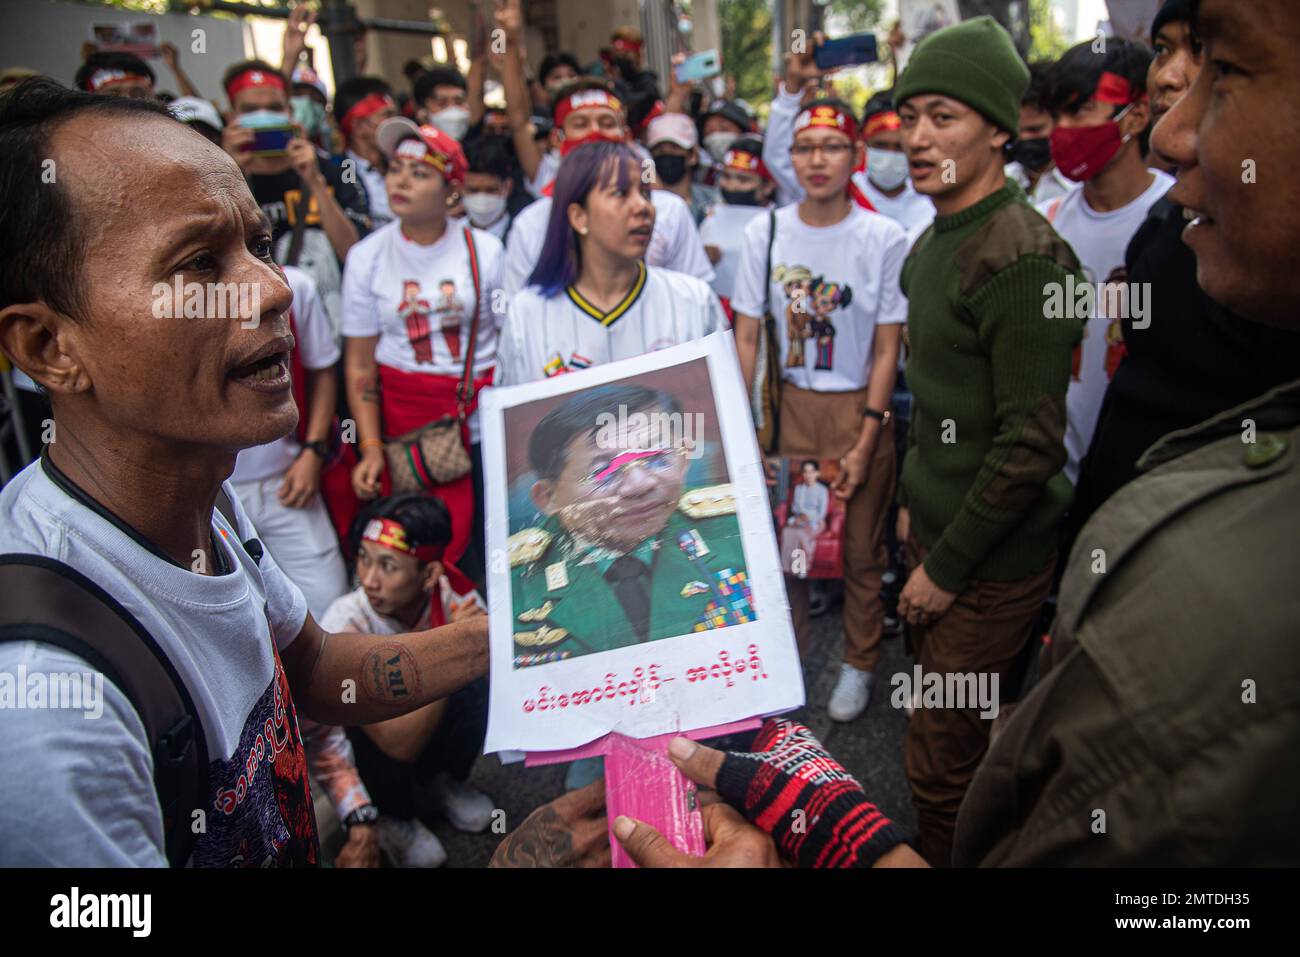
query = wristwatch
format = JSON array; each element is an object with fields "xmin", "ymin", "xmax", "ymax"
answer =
[
  {"xmin": 863, "ymin": 407, "xmax": 892, "ymax": 424},
  {"xmin": 343, "ymin": 804, "xmax": 379, "ymax": 830},
  {"xmin": 300, "ymin": 439, "xmax": 329, "ymax": 460}
]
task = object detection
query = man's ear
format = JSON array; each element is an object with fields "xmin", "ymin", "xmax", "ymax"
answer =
[
  {"xmin": 530, "ymin": 478, "xmax": 558, "ymax": 515},
  {"xmin": 991, "ymin": 125, "xmax": 1012, "ymax": 153},
  {"xmin": 0, "ymin": 303, "xmax": 91, "ymax": 395},
  {"xmin": 567, "ymin": 201, "xmax": 588, "ymax": 236},
  {"xmin": 549, "ymin": 127, "xmax": 564, "ymax": 153},
  {"xmin": 1121, "ymin": 99, "xmax": 1151, "ymax": 140}
]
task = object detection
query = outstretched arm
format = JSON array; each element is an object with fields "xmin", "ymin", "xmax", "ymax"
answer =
[{"xmin": 281, "ymin": 611, "xmax": 488, "ymax": 726}]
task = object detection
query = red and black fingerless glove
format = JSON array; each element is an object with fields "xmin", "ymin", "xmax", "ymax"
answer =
[{"xmin": 713, "ymin": 719, "xmax": 912, "ymax": 868}]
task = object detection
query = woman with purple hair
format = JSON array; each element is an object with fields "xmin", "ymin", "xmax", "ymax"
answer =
[{"xmin": 496, "ymin": 139, "xmax": 726, "ymax": 386}]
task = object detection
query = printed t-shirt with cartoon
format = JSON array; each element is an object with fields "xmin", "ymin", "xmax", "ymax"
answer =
[
  {"xmin": 730, "ymin": 203, "xmax": 910, "ymax": 392},
  {"xmin": 341, "ymin": 219, "xmax": 507, "ymax": 443}
]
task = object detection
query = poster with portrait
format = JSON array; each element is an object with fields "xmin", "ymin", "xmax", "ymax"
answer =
[{"xmin": 480, "ymin": 333, "xmax": 803, "ymax": 754}]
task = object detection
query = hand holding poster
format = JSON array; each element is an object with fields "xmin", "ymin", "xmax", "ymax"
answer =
[{"xmin": 480, "ymin": 332, "xmax": 803, "ymax": 755}]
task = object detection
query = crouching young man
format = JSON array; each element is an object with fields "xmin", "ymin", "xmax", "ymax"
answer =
[
  {"xmin": 318, "ymin": 494, "xmax": 493, "ymax": 867},
  {"xmin": 0, "ymin": 79, "xmax": 486, "ymax": 866}
]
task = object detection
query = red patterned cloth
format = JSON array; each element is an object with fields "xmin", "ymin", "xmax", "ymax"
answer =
[{"xmin": 714, "ymin": 718, "xmax": 911, "ymax": 867}]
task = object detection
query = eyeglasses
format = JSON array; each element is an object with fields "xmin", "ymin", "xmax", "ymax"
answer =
[
  {"xmin": 580, "ymin": 447, "xmax": 685, "ymax": 492},
  {"xmin": 791, "ymin": 142, "xmax": 853, "ymax": 159}
]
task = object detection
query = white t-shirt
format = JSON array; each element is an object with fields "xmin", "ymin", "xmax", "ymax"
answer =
[
  {"xmin": 321, "ymin": 580, "xmax": 483, "ymax": 636},
  {"xmin": 0, "ymin": 460, "xmax": 311, "ymax": 866},
  {"xmin": 698, "ymin": 203, "xmax": 768, "ymax": 301},
  {"xmin": 731, "ymin": 203, "xmax": 909, "ymax": 392},
  {"xmin": 1008, "ymin": 162, "xmax": 1075, "ymax": 206},
  {"xmin": 1039, "ymin": 170, "xmax": 1174, "ymax": 482},
  {"xmin": 503, "ymin": 189, "xmax": 715, "ymax": 294},
  {"xmin": 497, "ymin": 264, "xmax": 727, "ymax": 386},
  {"xmin": 341, "ymin": 220, "xmax": 507, "ymax": 443},
  {"xmin": 852, "ymin": 171, "xmax": 937, "ymax": 236},
  {"xmin": 232, "ymin": 266, "xmax": 341, "ymax": 484},
  {"xmin": 347, "ymin": 149, "xmax": 392, "ymax": 225},
  {"xmin": 524, "ymin": 149, "xmax": 561, "ymax": 199}
]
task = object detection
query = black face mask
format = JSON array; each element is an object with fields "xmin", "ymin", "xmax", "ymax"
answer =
[
  {"xmin": 653, "ymin": 154, "xmax": 689, "ymax": 186},
  {"xmin": 1011, "ymin": 136, "xmax": 1053, "ymax": 172},
  {"xmin": 722, "ymin": 187, "xmax": 762, "ymax": 206}
]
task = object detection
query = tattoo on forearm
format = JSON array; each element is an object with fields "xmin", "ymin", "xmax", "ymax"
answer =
[
  {"xmin": 489, "ymin": 807, "xmax": 573, "ymax": 868},
  {"xmin": 358, "ymin": 375, "xmax": 379, "ymax": 404},
  {"xmin": 360, "ymin": 643, "xmax": 422, "ymax": 702}
]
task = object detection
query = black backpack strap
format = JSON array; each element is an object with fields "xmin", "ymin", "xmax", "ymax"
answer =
[{"xmin": 0, "ymin": 555, "xmax": 208, "ymax": 867}]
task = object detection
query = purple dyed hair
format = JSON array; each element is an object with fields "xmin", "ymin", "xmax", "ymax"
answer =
[{"xmin": 527, "ymin": 139, "xmax": 645, "ymax": 297}]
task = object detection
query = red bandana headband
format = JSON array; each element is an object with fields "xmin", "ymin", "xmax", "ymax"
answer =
[
  {"xmin": 363, "ymin": 518, "xmax": 444, "ymax": 564},
  {"xmin": 225, "ymin": 68, "xmax": 286, "ymax": 101},
  {"xmin": 554, "ymin": 88, "xmax": 624, "ymax": 129},
  {"xmin": 341, "ymin": 92, "xmax": 395, "ymax": 139},
  {"xmin": 611, "ymin": 37, "xmax": 643, "ymax": 56},
  {"xmin": 863, "ymin": 111, "xmax": 901, "ymax": 139},
  {"xmin": 85, "ymin": 69, "xmax": 152, "ymax": 93},
  {"xmin": 722, "ymin": 147, "xmax": 771, "ymax": 180},
  {"xmin": 1094, "ymin": 71, "xmax": 1147, "ymax": 106},
  {"xmin": 394, "ymin": 136, "xmax": 453, "ymax": 176},
  {"xmin": 557, "ymin": 128, "xmax": 626, "ymax": 159},
  {"xmin": 794, "ymin": 104, "xmax": 858, "ymax": 143}
]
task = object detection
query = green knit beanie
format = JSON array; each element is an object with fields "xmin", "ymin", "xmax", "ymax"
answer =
[{"xmin": 895, "ymin": 15, "xmax": 1030, "ymax": 136}]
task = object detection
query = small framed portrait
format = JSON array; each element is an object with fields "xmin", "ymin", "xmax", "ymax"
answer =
[{"xmin": 480, "ymin": 334, "xmax": 803, "ymax": 753}]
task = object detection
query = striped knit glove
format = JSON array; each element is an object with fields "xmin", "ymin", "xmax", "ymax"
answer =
[{"xmin": 713, "ymin": 719, "xmax": 912, "ymax": 868}]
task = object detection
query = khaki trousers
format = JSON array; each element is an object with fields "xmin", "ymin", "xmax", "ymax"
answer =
[
  {"xmin": 779, "ymin": 384, "xmax": 895, "ymax": 671},
  {"xmin": 902, "ymin": 533, "xmax": 1055, "ymax": 867}
]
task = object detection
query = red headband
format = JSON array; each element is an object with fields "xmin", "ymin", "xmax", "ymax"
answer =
[
  {"xmin": 85, "ymin": 69, "xmax": 152, "ymax": 93},
  {"xmin": 341, "ymin": 92, "xmax": 395, "ymax": 138},
  {"xmin": 554, "ymin": 88, "xmax": 624, "ymax": 128},
  {"xmin": 1094, "ymin": 71, "xmax": 1146, "ymax": 106},
  {"xmin": 362, "ymin": 518, "xmax": 444, "ymax": 564},
  {"xmin": 863, "ymin": 111, "xmax": 901, "ymax": 139},
  {"xmin": 794, "ymin": 104, "xmax": 858, "ymax": 143},
  {"xmin": 225, "ymin": 68, "xmax": 287, "ymax": 101},
  {"xmin": 559, "ymin": 129, "xmax": 627, "ymax": 158},
  {"xmin": 612, "ymin": 37, "xmax": 642, "ymax": 55},
  {"xmin": 721, "ymin": 147, "xmax": 771, "ymax": 180}
]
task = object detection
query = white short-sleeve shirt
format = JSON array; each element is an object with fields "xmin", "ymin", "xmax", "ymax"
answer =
[
  {"xmin": 496, "ymin": 265, "xmax": 727, "ymax": 386},
  {"xmin": 731, "ymin": 203, "xmax": 909, "ymax": 392},
  {"xmin": 0, "ymin": 459, "xmax": 311, "ymax": 866}
]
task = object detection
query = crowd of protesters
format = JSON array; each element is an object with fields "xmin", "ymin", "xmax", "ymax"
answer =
[{"xmin": 0, "ymin": 0, "xmax": 1296, "ymax": 869}]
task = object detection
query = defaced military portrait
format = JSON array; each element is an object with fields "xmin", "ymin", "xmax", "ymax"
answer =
[{"xmin": 503, "ymin": 368, "xmax": 756, "ymax": 669}]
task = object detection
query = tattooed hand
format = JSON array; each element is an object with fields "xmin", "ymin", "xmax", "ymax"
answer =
[{"xmin": 489, "ymin": 780, "xmax": 611, "ymax": 868}]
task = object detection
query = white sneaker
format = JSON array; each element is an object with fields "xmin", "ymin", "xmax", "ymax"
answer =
[
  {"xmin": 428, "ymin": 774, "xmax": 495, "ymax": 833},
  {"xmin": 375, "ymin": 816, "xmax": 447, "ymax": 868},
  {"xmin": 828, "ymin": 664, "xmax": 874, "ymax": 722}
]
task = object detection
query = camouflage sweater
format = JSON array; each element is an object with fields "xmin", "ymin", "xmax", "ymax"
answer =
[{"xmin": 899, "ymin": 179, "xmax": 1084, "ymax": 592}]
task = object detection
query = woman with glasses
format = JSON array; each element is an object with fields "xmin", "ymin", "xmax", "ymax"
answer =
[
  {"xmin": 730, "ymin": 98, "xmax": 909, "ymax": 724},
  {"xmin": 496, "ymin": 138, "xmax": 726, "ymax": 387}
]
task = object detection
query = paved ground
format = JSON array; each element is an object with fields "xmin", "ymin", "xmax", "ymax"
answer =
[{"xmin": 322, "ymin": 593, "xmax": 919, "ymax": 867}]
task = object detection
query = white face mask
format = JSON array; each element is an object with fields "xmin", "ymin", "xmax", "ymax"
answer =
[
  {"xmin": 430, "ymin": 106, "xmax": 471, "ymax": 141},
  {"xmin": 462, "ymin": 192, "xmax": 507, "ymax": 226},
  {"xmin": 703, "ymin": 131, "xmax": 739, "ymax": 164},
  {"xmin": 867, "ymin": 148, "xmax": 910, "ymax": 192}
]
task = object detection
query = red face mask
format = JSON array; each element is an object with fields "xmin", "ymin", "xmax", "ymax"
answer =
[{"xmin": 1049, "ymin": 103, "xmax": 1135, "ymax": 182}]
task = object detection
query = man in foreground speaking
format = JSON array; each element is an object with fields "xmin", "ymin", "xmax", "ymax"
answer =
[{"xmin": 0, "ymin": 79, "xmax": 487, "ymax": 866}]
